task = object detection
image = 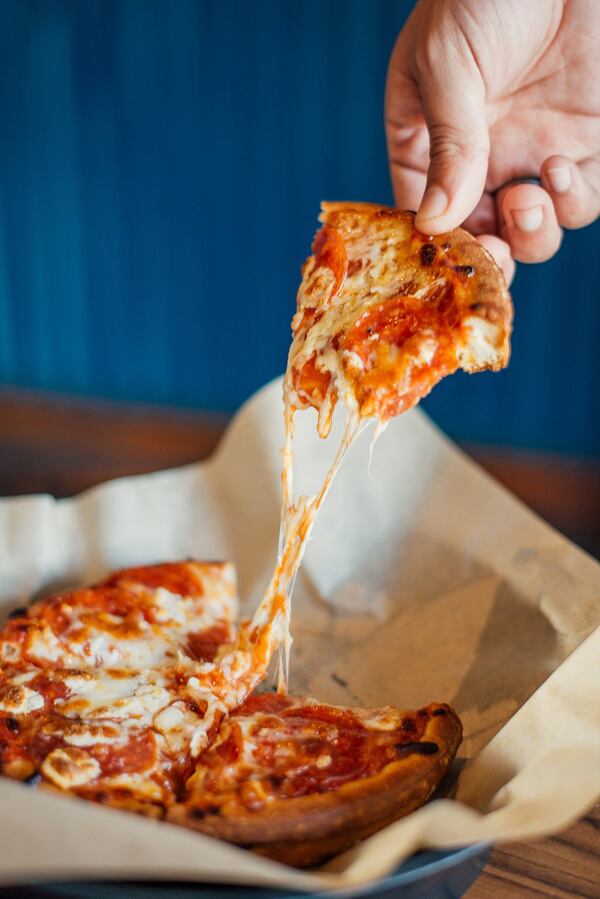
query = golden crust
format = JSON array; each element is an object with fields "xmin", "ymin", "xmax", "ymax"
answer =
[
  {"xmin": 167, "ymin": 702, "xmax": 462, "ymax": 867},
  {"xmin": 318, "ymin": 201, "xmax": 513, "ymax": 371}
]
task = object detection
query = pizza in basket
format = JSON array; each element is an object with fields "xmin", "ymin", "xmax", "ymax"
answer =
[
  {"xmin": 0, "ymin": 203, "xmax": 511, "ymax": 867},
  {"xmin": 0, "ymin": 562, "xmax": 461, "ymax": 865},
  {"xmin": 0, "ymin": 560, "xmax": 290, "ymax": 798}
]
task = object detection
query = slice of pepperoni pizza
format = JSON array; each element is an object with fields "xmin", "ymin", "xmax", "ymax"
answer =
[
  {"xmin": 0, "ymin": 664, "xmax": 192, "ymax": 812},
  {"xmin": 0, "ymin": 561, "xmax": 242, "ymax": 811},
  {"xmin": 168, "ymin": 693, "xmax": 462, "ymax": 867},
  {"xmin": 288, "ymin": 201, "xmax": 513, "ymax": 436},
  {"xmin": 0, "ymin": 561, "xmax": 238, "ymax": 670},
  {"xmin": 0, "ymin": 560, "xmax": 291, "ymax": 810}
]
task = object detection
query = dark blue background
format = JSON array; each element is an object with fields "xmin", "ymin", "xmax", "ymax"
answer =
[{"xmin": 0, "ymin": 0, "xmax": 598, "ymax": 453}]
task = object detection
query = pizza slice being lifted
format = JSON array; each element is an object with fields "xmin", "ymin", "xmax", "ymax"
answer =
[
  {"xmin": 257, "ymin": 202, "xmax": 513, "ymax": 688},
  {"xmin": 288, "ymin": 201, "xmax": 512, "ymax": 436}
]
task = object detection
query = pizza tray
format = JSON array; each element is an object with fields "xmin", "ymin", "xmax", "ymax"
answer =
[{"xmin": 0, "ymin": 844, "xmax": 490, "ymax": 899}]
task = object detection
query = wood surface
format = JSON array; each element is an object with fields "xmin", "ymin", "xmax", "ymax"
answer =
[{"xmin": 0, "ymin": 385, "xmax": 598, "ymax": 897}]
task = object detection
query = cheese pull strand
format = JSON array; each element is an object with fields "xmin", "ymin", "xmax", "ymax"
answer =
[{"xmin": 267, "ymin": 395, "xmax": 367, "ymax": 692}]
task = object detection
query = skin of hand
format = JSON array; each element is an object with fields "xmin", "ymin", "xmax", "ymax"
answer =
[{"xmin": 385, "ymin": 0, "xmax": 600, "ymax": 284}]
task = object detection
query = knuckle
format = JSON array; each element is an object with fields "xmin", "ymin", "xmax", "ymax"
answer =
[
  {"xmin": 428, "ymin": 124, "xmax": 487, "ymax": 164},
  {"xmin": 513, "ymin": 233, "xmax": 562, "ymax": 264}
]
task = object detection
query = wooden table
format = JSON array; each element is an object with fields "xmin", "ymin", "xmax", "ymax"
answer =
[{"xmin": 0, "ymin": 387, "xmax": 598, "ymax": 897}]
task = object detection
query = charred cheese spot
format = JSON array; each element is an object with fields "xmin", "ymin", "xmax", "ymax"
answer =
[
  {"xmin": 0, "ymin": 641, "xmax": 20, "ymax": 663},
  {"xmin": 41, "ymin": 719, "xmax": 123, "ymax": 747},
  {"xmin": 7, "ymin": 606, "xmax": 28, "ymax": 620},
  {"xmin": 394, "ymin": 741, "xmax": 439, "ymax": 756},
  {"xmin": 420, "ymin": 243, "xmax": 437, "ymax": 266},
  {"xmin": 0, "ymin": 684, "xmax": 44, "ymax": 715},
  {"xmin": 41, "ymin": 747, "xmax": 101, "ymax": 789}
]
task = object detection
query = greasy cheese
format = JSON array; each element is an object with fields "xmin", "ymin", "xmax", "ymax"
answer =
[
  {"xmin": 41, "ymin": 747, "xmax": 102, "ymax": 789},
  {"xmin": 0, "ymin": 562, "xmax": 256, "ymax": 801},
  {"xmin": 0, "ymin": 561, "xmax": 238, "ymax": 671},
  {"xmin": 0, "ymin": 683, "xmax": 44, "ymax": 715}
]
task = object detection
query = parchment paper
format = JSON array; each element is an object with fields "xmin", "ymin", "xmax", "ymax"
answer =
[{"xmin": 0, "ymin": 378, "xmax": 598, "ymax": 891}]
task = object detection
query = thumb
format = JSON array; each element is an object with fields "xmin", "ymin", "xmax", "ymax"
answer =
[{"xmin": 414, "ymin": 47, "xmax": 489, "ymax": 234}]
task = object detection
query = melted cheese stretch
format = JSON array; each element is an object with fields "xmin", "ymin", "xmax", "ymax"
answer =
[{"xmin": 244, "ymin": 387, "xmax": 368, "ymax": 694}]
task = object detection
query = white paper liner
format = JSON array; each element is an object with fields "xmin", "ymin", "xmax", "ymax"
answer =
[{"xmin": 0, "ymin": 378, "xmax": 598, "ymax": 891}]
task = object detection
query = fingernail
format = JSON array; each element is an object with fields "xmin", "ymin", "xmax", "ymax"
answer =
[
  {"xmin": 547, "ymin": 166, "xmax": 572, "ymax": 193},
  {"xmin": 417, "ymin": 185, "xmax": 448, "ymax": 221},
  {"xmin": 511, "ymin": 205, "xmax": 544, "ymax": 233}
]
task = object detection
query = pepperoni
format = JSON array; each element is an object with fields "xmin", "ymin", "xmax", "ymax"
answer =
[
  {"xmin": 186, "ymin": 623, "xmax": 231, "ymax": 662},
  {"xmin": 102, "ymin": 562, "xmax": 205, "ymax": 598},
  {"xmin": 293, "ymin": 354, "xmax": 332, "ymax": 409},
  {"xmin": 282, "ymin": 703, "xmax": 364, "ymax": 729},
  {"xmin": 341, "ymin": 293, "xmax": 459, "ymax": 420},
  {"xmin": 91, "ymin": 731, "xmax": 157, "ymax": 777},
  {"xmin": 197, "ymin": 704, "xmax": 436, "ymax": 809},
  {"xmin": 238, "ymin": 693, "xmax": 296, "ymax": 716},
  {"xmin": 215, "ymin": 723, "xmax": 242, "ymax": 764},
  {"xmin": 311, "ymin": 225, "xmax": 347, "ymax": 303}
]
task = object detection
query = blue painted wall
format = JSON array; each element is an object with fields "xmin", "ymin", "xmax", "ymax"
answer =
[{"xmin": 0, "ymin": 0, "xmax": 598, "ymax": 454}]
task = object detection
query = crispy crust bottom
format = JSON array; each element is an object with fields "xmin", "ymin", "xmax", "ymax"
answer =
[{"xmin": 167, "ymin": 703, "xmax": 462, "ymax": 867}]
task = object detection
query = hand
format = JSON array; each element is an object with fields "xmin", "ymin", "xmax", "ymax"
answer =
[{"xmin": 385, "ymin": 0, "xmax": 600, "ymax": 283}]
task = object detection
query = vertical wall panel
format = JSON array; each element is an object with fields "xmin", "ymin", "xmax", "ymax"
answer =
[{"xmin": 0, "ymin": 0, "xmax": 597, "ymax": 454}]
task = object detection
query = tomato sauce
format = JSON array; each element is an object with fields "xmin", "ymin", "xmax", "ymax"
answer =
[
  {"xmin": 344, "ymin": 292, "xmax": 459, "ymax": 412},
  {"xmin": 293, "ymin": 353, "xmax": 332, "ymax": 409},
  {"xmin": 238, "ymin": 693, "xmax": 296, "ymax": 716},
  {"xmin": 196, "ymin": 700, "xmax": 434, "ymax": 809},
  {"xmin": 35, "ymin": 587, "xmax": 154, "ymax": 636},
  {"xmin": 310, "ymin": 225, "xmax": 347, "ymax": 305},
  {"xmin": 91, "ymin": 731, "xmax": 157, "ymax": 777}
]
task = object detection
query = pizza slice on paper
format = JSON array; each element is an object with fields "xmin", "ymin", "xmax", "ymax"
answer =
[
  {"xmin": 0, "ymin": 562, "xmax": 242, "ymax": 811},
  {"xmin": 169, "ymin": 692, "xmax": 462, "ymax": 866},
  {"xmin": 0, "ymin": 561, "xmax": 238, "ymax": 671}
]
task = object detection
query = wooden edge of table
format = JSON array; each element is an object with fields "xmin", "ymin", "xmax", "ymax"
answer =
[{"xmin": 0, "ymin": 386, "xmax": 598, "ymax": 896}]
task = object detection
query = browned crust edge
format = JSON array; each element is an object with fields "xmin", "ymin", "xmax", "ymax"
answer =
[{"xmin": 166, "ymin": 704, "xmax": 462, "ymax": 867}]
